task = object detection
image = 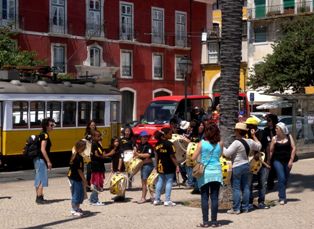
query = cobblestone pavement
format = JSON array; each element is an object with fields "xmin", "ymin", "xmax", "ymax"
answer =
[{"xmin": 0, "ymin": 158, "xmax": 313, "ymax": 229}]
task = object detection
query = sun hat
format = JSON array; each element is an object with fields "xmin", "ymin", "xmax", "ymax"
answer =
[
  {"xmin": 276, "ymin": 122, "xmax": 289, "ymax": 134},
  {"xmin": 234, "ymin": 122, "xmax": 248, "ymax": 131},
  {"xmin": 180, "ymin": 120, "xmax": 190, "ymax": 130},
  {"xmin": 139, "ymin": 131, "xmax": 149, "ymax": 137}
]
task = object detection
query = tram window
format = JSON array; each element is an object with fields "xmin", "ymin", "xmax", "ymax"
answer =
[
  {"xmin": 47, "ymin": 102, "xmax": 61, "ymax": 126},
  {"xmin": 92, "ymin": 101, "xmax": 105, "ymax": 125},
  {"xmin": 13, "ymin": 101, "xmax": 28, "ymax": 128},
  {"xmin": 30, "ymin": 101, "xmax": 45, "ymax": 128},
  {"xmin": 110, "ymin": 101, "xmax": 120, "ymax": 122},
  {"xmin": 78, "ymin": 102, "xmax": 91, "ymax": 126},
  {"xmin": 63, "ymin": 102, "xmax": 76, "ymax": 127}
]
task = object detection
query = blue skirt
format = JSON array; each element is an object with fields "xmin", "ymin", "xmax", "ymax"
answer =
[{"xmin": 33, "ymin": 158, "xmax": 48, "ymax": 187}]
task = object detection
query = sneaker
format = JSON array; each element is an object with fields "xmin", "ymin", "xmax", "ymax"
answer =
[
  {"xmin": 279, "ymin": 200, "xmax": 285, "ymax": 205},
  {"xmin": 248, "ymin": 204, "xmax": 254, "ymax": 210},
  {"xmin": 191, "ymin": 189, "xmax": 201, "ymax": 195},
  {"xmin": 90, "ymin": 201, "xmax": 105, "ymax": 206},
  {"xmin": 153, "ymin": 200, "xmax": 162, "ymax": 206},
  {"xmin": 242, "ymin": 209, "xmax": 249, "ymax": 213},
  {"xmin": 71, "ymin": 210, "xmax": 83, "ymax": 217},
  {"xmin": 164, "ymin": 201, "xmax": 176, "ymax": 206},
  {"xmin": 258, "ymin": 202, "xmax": 270, "ymax": 209},
  {"xmin": 227, "ymin": 209, "xmax": 241, "ymax": 215},
  {"xmin": 35, "ymin": 196, "xmax": 47, "ymax": 205}
]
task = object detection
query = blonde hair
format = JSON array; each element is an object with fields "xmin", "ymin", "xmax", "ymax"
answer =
[{"xmin": 70, "ymin": 140, "xmax": 86, "ymax": 164}]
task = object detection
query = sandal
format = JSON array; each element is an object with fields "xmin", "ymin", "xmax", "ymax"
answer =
[
  {"xmin": 197, "ymin": 223, "xmax": 209, "ymax": 228},
  {"xmin": 137, "ymin": 199, "xmax": 146, "ymax": 204}
]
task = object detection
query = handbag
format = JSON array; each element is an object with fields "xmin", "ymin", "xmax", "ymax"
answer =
[{"xmin": 192, "ymin": 145, "xmax": 216, "ymax": 179}]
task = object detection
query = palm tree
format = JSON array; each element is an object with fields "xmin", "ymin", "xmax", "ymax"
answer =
[
  {"xmin": 219, "ymin": 0, "xmax": 243, "ymax": 206},
  {"xmin": 220, "ymin": 0, "xmax": 243, "ymax": 146}
]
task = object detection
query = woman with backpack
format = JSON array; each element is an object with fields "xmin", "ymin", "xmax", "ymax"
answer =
[{"xmin": 34, "ymin": 117, "xmax": 55, "ymax": 204}]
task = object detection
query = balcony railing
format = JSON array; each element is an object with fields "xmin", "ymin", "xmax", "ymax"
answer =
[{"xmin": 248, "ymin": 1, "xmax": 314, "ymax": 20}]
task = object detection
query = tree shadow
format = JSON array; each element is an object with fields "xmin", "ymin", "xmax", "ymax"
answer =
[
  {"xmin": 19, "ymin": 211, "xmax": 100, "ymax": 229},
  {"xmin": 218, "ymin": 219, "xmax": 233, "ymax": 226},
  {"xmin": 288, "ymin": 173, "xmax": 314, "ymax": 193}
]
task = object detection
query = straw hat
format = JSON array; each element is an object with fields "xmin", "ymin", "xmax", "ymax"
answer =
[{"xmin": 234, "ymin": 122, "xmax": 248, "ymax": 131}]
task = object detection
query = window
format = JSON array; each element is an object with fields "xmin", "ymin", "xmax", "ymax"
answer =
[
  {"xmin": 212, "ymin": 0, "xmax": 221, "ymax": 10},
  {"xmin": 121, "ymin": 51, "xmax": 132, "ymax": 77},
  {"xmin": 52, "ymin": 45, "xmax": 66, "ymax": 73},
  {"xmin": 90, "ymin": 47, "xmax": 100, "ymax": 66},
  {"xmin": 87, "ymin": 0, "xmax": 101, "ymax": 37},
  {"xmin": 208, "ymin": 42, "xmax": 220, "ymax": 64},
  {"xmin": 120, "ymin": 2, "xmax": 133, "ymax": 40},
  {"xmin": 254, "ymin": 26, "xmax": 267, "ymax": 42},
  {"xmin": 78, "ymin": 102, "xmax": 91, "ymax": 126},
  {"xmin": 110, "ymin": 101, "xmax": 120, "ymax": 122},
  {"xmin": 63, "ymin": 101, "xmax": 76, "ymax": 127},
  {"xmin": 175, "ymin": 12, "xmax": 187, "ymax": 47},
  {"xmin": 30, "ymin": 101, "xmax": 45, "ymax": 128},
  {"xmin": 153, "ymin": 54, "xmax": 163, "ymax": 79},
  {"xmin": 242, "ymin": 21, "xmax": 247, "ymax": 39},
  {"xmin": 152, "ymin": 8, "xmax": 164, "ymax": 44},
  {"xmin": 175, "ymin": 56, "xmax": 184, "ymax": 80},
  {"xmin": 47, "ymin": 101, "xmax": 61, "ymax": 126},
  {"xmin": 0, "ymin": 0, "xmax": 16, "ymax": 26},
  {"xmin": 51, "ymin": 0, "xmax": 66, "ymax": 34},
  {"xmin": 12, "ymin": 101, "xmax": 28, "ymax": 128},
  {"xmin": 92, "ymin": 101, "xmax": 105, "ymax": 125}
]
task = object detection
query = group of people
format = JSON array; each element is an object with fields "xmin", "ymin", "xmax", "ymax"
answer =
[{"xmin": 32, "ymin": 112, "xmax": 297, "ymax": 225}]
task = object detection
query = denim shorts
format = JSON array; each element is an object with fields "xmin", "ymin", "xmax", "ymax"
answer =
[
  {"xmin": 33, "ymin": 158, "xmax": 48, "ymax": 188},
  {"xmin": 141, "ymin": 163, "xmax": 154, "ymax": 180},
  {"xmin": 69, "ymin": 179, "xmax": 84, "ymax": 205}
]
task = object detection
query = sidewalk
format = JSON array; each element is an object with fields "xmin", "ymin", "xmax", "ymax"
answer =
[{"xmin": 0, "ymin": 158, "xmax": 314, "ymax": 229}]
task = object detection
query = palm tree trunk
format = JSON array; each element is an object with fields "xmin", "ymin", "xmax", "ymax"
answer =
[
  {"xmin": 220, "ymin": 0, "xmax": 243, "ymax": 206},
  {"xmin": 220, "ymin": 0, "xmax": 243, "ymax": 146}
]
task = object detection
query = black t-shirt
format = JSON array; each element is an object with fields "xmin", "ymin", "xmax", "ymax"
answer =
[
  {"xmin": 110, "ymin": 146, "xmax": 122, "ymax": 172},
  {"xmin": 119, "ymin": 137, "xmax": 134, "ymax": 152},
  {"xmin": 136, "ymin": 142, "xmax": 154, "ymax": 158},
  {"xmin": 90, "ymin": 142, "xmax": 106, "ymax": 172},
  {"xmin": 155, "ymin": 140, "xmax": 176, "ymax": 174},
  {"xmin": 67, "ymin": 154, "xmax": 84, "ymax": 181},
  {"xmin": 39, "ymin": 131, "xmax": 51, "ymax": 158}
]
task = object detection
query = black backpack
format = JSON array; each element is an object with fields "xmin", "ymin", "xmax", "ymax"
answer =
[{"xmin": 23, "ymin": 134, "xmax": 41, "ymax": 159}]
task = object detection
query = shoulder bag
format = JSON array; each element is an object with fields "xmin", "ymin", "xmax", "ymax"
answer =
[{"xmin": 192, "ymin": 144, "xmax": 216, "ymax": 179}]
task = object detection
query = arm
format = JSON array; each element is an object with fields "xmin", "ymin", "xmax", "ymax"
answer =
[
  {"xmin": 78, "ymin": 169, "xmax": 87, "ymax": 186},
  {"xmin": 268, "ymin": 137, "xmax": 276, "ymax": 164},
  {"xmin": 105, "ymin": 148, "xmax": 117, "ymax": 157},
  {"xmin": 41, "ymin": 140, "xmax": 52, "ymax": 170},
  {"xmin": 223, "ymin": 141, "xmax": 238, "ymax": 158},
  {"xmin": 288, "ymin": 134, "xmax": 296, "ymax": 169},
  {"xmin": 118, "ymin": 158, "xmax": 123, "ymax": 172},
  {"xmin": 170, "ymin": 154, "xmax": 178, "ymax": 167}
]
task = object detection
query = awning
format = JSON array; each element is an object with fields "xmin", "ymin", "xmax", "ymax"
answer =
[{"xmin": 256, "ymin": 100, "xmax": 292, "ymax": 110}]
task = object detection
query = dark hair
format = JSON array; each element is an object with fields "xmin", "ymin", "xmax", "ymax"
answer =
[
  {"xmin": 121, "ymin": 125, "xmax": 134, "ymax": 138},
  {"xmin": 190, "ymin": 120, "xmax": 199, "ymax": 137},
  {"xmin": 170, "ymin": 117, "xmax": 178, "ymax": 125},
  {"xmin": 204, "ymin": 123, "xmax": 220, "ymax": 144},
  {"xmin": 154, "ymin": 127, "xmax": 172, "ymax": 141},
  {"xmin": 41, "ymin": 118, "xmax": 55, "ymax": 132},
  {"xmin": 110, "ymin": 136, "xmax": 119, "ymax": 149},
  {"xmin": 92, "ymin": 129, "xmax": 101, "ymax": 138},
  {"xmin": 238, "ymin": 129, "xmax": 247, "ymax": 137},
  {"xmin": 70, "ymin": 140, "xmax": 86, "ymax": 164},
  {"xmin": 85, "ymin": 120, "xmax": 97, "ymax": 136},
  {"xmin": 266, "ymin": 114, "xmax": 278, "ymax": 125}
]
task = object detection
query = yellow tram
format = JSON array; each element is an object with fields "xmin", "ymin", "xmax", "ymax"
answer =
[{"xmin": 0, "ymin": 80, "xmax": 121, "ymax": 162}]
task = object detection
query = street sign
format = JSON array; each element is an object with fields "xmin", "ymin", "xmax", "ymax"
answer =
[{"xmin": 250, "ymin": 92, "xmax": 254, "ymax": 102}]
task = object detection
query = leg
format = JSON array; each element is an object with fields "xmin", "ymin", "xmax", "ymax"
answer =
[
  {"xmin": 200, "ymin": 182, "xmax": 210, "ymax": 225},
  {"xmin": 231, "ymin": 166, "xmax": 242, "ymax": 211},
  {"xmin": 164, "ymin": 173, "xmax": 174, "ymax": 202},
  {"xmin": 241, "ymin": 164, "xmax": 250, "ymax": 211},
  {"xmin": 258, "ymin": 167, "xmax": 269, "ymax": 204},
  {"xmin": 272, "ymin": 160, "xmax": 287, "ymax": 201},
  {"xmin": 247, "ymin": 173, "xmax": 254, "ymax": 205},
  {"xmin": 209, "ymin": 182, "xmax": 220, "ymax": 223},
  {"xmin": 155, "ymin": 174, "xmax": 165, "ymax": 202},
  {"xmin": 185, "ymin": 166, "xmax": 194, "ymax": 187}
]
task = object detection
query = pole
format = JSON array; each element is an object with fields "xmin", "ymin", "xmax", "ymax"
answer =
[{"xmin": 184, "ymin": 74, "xmax": 188, "ymax": 120}]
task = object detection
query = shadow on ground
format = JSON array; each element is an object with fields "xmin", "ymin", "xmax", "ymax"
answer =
[
  {"xmin": 288, "ymin": 173, "xmax": 314, "ymax": 193},
  {"xmin": 19, "ymin": 211, "xmax": 100, "ymax": 229}
]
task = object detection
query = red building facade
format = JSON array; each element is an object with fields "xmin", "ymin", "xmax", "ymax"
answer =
[{"xmin": 2, "ymin": 0, "xmax": 210, "ymax": 123}]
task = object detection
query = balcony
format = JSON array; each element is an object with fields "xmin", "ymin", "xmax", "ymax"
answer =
[{"xmin": 248, "ymin": 1, "xmax": 314, "ymax": 20}]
